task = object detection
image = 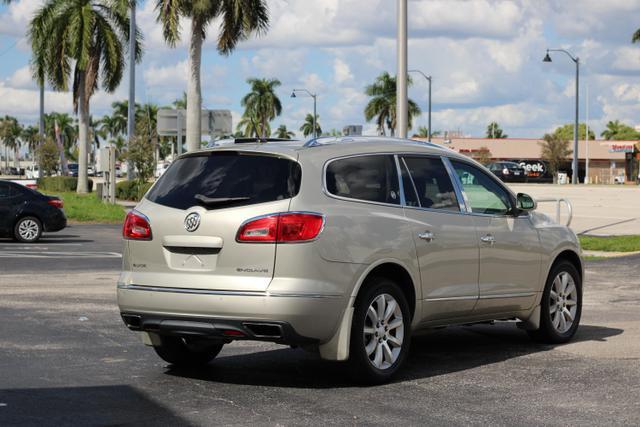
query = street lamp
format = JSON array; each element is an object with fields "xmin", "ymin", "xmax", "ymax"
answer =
[
  {"xmin": 409, "ymin": 69, "xmax": 432, "ymax": 142},
  {"xmin": 291, "ymin": 89, "xmax": 318, "ymax": 139},
  {"xmin": 397, "ymin": 0, "xmax": 408, "ymax": 138},
  {"xmin": 543, "ymin": 48, "xmax": 580, "ymax": 184},
  {"xmin": 127, "ymin": 0, "xmax": 137, "ymax": 180}
]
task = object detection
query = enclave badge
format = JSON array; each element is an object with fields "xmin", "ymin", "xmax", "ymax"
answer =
[{"xmin": 184, "ymin": 212, "xmax": 201, "ymax": 232}]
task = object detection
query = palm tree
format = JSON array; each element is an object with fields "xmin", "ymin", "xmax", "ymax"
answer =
[
  {"xmin": 29, "ymin": 0, "xmax": 141, "ymax": 193},
  {"xmin": 173, "ymin": 92, "xmax": 187, "ymax": 109},
  {"xmin": 241, "ymin": 78, "xmax": 282, "ymax": 139},
  {"xmin": 486, "ymin": 122, "xmax": 507, "ymax": 139},
  {"xmin": 155, "ymin": 0, "xmax": 269, "ymax": 151},
  {"xmin": 45, "ymin": 112, "xmax": 77, "ymax": 171},
  {"xmin": 0, "ymin": 116, "xmax": 22, "ymax": 170},
  {"xmin": 274, "ymin": 124, "xmax": 294, "ymax": 139},
  {"xmin": 414, "ymin": 126, "xmax": 429, "ymax": 138},
  {"xmin": 601, "ymin": 120, "xmax": 624, "ymax": 140},
  {"xmin": 300, "ymin": 113, "xmax": 322, "ymax": 137},
  {"xmin": 22, "ymin": 125, "xmax": 41, "ymax": 159},
  {"xmin": 236, "ymin": 111, "xmax": 270, "ymax": 138},
  {"xmin": 364, "ymin": 72, "xmax": 420, "ymax": 136}
]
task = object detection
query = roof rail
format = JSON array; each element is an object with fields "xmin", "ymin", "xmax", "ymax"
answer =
[{"xmin": 303, "ymin": 135, "xmax": 448, "ymax": 150}]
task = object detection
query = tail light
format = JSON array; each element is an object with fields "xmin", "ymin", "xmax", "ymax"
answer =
[
  {"xmin": 47, "ymin": 199, "xmax": 63, "ymax": 209},
  {"xmin": 237, "ymin": 212, "xmax": 324, "ymax": 243},
  {"xmin": 123, "ymin": 210, "xmax": 152, "ymax": 240}
]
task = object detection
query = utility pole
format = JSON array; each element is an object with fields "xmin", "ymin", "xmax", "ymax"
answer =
[
  {"xmin": 585, "ymin": 84, "xmax": 589, "ymax": 184},
  {"xmin": 396, "ymin": 0, "xmax": 408, "ymax": 138},
  {"xmin": 127, "ymin": 0, "xmax": 136, "ymax": 180}
]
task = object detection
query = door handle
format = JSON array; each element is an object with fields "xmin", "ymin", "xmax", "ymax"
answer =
[
  {"xmin": 480, "ymin": 234, "xmax": 495, "ymax": 245},
  {"xmin": 418, "ymin": 231, "xmax": 434, "ymax": 242}
]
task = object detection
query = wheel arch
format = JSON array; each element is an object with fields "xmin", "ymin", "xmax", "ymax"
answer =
[
  {"xmin": 551, "ymin": 249, "xmax": 583, "ymax": 282},
  {"xmin": 353, "ymin": 261, "xmax": 418, "ymax": 322}
]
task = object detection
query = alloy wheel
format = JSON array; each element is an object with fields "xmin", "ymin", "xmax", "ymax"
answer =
[
  {"xmin": 549, "ymin": 271, "xmax": 578, "ymax": 333},
  {"xmin": 363, "ymin": 293, "xmax": 404, "ymax": 370},
  {"xmin": 18, "ymin": 219, "xmax": 40, "ymax": 241}
]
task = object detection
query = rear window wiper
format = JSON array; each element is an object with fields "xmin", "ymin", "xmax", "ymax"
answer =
[{"xmin": 194, "ymin": 194, "xmax": 251, "ymax": 206}]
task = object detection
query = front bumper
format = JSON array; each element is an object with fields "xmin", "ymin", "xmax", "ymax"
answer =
[{"xmin": 117, "ymin": 283, "xmax": 346, "ymax": 344}]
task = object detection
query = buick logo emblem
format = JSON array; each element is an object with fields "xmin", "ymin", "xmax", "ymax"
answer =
[{"xmin": 184, "ymin": 212, "xmax": 201, "ymax": 232}]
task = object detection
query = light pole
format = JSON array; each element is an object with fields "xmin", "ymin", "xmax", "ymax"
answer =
[
  {"xmin": 396, "ymin": 0, "xmax": 408, "ymax": 138},
  {"xmin": 127, "ymin": 0, "xmax": 136, "ymax": 180},
  {"xmin": 544, "ymin": 48, "xmax": 580, "ymax": 184},
  {"xmin": 409, "ymin": 69, "xmax": 432, "ymax": 142},
  {"xmin": 291, "ymin": 89, "xmax": 318, "ymax": 139}
]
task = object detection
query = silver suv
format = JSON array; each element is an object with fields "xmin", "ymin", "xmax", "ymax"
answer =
[{"xmin": 118, "ymin": 137, "xmax": 583, "ymax": 383}]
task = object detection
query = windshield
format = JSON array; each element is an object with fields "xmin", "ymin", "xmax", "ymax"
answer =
[{"xmin": 146, "ymin": 151, "xmax": 301, "ymax": 210}]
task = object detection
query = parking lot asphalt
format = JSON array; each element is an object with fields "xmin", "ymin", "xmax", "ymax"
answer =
[{"xmin": 1, "ymin": 225, "xmax": 639, "ymax": 426}]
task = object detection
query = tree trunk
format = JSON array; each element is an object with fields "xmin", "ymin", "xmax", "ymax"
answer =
[
  {"xmin": 186, "ymin": 19, "xmax": 203, "ymax": 152},
  {"xmin": 54, "ymin": 120, "xmax": 68, "ymax": 175},
  {"xmin": 77, "ymin": 72, "xmax": 90, "ymax": 194},
  {"xmin": 14, "ymin": 147, "xmax": 19, "ymax": 171}
]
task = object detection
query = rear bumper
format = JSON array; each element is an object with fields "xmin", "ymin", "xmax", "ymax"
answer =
[
  {"xmin": 44, "ymin": 210, "xmax": 67, "ymax": 232},
  {"xmin": 117, "ymin": 283, "xmax": 347, "ymax": 344}
]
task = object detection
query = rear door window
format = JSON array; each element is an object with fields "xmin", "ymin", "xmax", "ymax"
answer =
[
  {"xmin": 401, "ymin": 156, "xmax": 459, "ymax": 211},
  {"xmin": 325, "ymin": 155, "xmax": 400, "ymax": 205},
  {"xmin": 146, "ymin": 152, "xmax": 301, "ymax": 210}
]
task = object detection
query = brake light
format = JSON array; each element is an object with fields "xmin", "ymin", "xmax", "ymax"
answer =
[
  {"xmin": 123, "ymin": 211, "xmax": 152, "ymax": 240},
  {"xmin": 237, "ymin": 213, "xmax": 324, "ymax": 243},
  {"xmin": 47, "ymin": 199, "xmax": 63, "ymax": 209}
]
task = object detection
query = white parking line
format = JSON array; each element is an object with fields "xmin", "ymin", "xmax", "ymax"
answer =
[
  {"xmin": 0, "ymin": 251, "xmax": 122, "ymax": 259},
  {"xmin": 0, "ymin": 244, "xmax": 83, "ymax": 250}
]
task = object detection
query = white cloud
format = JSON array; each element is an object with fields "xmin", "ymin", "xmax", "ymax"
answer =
[
  {"xmin": 333, "ymin": 58, "xmax": 353, "ymax": 84},
  {"xmin": 144, "ymin": 60, "xmax": 188, "ymax": 88}
]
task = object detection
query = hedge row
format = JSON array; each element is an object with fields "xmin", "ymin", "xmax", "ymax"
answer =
[
  {"xmin": 116, "ymin": 180, "xmax": 154, "ymax": 201},
  {"xmin": 37, "ymin": 176, "xmax": 94, "ymax": 193}
]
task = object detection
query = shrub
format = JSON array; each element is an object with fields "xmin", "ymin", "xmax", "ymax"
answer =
[
  {"xmin": 38, "ymin": 176, "xmax": 93, "ymax": 193},
  {"xmin": 116, "ymin": 180, "xmax": 153, "ymax": 201}
]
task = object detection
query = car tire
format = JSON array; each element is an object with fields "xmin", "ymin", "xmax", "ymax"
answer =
[
  {"xmin": 153, "ymin": 335, "xmax": 224, "ymax": 367},
  {"xmin": 348, "ymin": 276, "xmax": 412, "ymax": 384},
  {"xmin": 14, "ymin": 216, "xmax": 43, "ymax": 243},
  {"xmin": 528, "ymin": 260, "xmax": 582, "ymax": 344}
]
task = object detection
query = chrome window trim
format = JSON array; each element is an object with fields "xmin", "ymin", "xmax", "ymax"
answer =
[
  {"xmin": 400, "ymin": 157, "xmax": 421, "ymax": 208},
  {"xmin": 393, "ymin": 155, "xmax": 407, "ymax": 206},
  {"xmin": 322, "ymin": 153, "xmax": 403, "ymax": 209},
  {"xmin": 441, "ymin": 156, "xmax": 469, "ymax": 213},
  {"xmin": 396, "ymin": 154, "xmax": 463, "ymax": 214},
  {"xmin": 117, "ymin": 283, "xmax": 343, "ymax": 299}
]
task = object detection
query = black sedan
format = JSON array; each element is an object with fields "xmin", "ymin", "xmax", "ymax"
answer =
[
  {"xmin": 487, "ymin": 161, "xmax": 527, "ymax": 183},
  {"xmin": 0, "ymin": 180, "xmax": 67, "ymax": 243}
]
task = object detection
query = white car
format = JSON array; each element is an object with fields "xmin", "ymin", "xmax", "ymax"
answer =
[
  {"xmin": 155, "ymin": 162, "xmax": 170, "ymax": 178},
  {"xmin": 25, "ymin": 166, "xmax": 40, "ymax": 179}
]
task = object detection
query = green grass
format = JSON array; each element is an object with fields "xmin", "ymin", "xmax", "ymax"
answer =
[
  {"xmin": 579, "ymin": 235, "xmax": 640, "ymax": 253},
  {"xmin": 46, "ymin": 192, "xmax": 126, "ymax": 224}
]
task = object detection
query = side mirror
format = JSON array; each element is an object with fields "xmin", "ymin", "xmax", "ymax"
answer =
[{"xmin": 516, "ymin": 193, "xmax": 537, "ymax": 212}]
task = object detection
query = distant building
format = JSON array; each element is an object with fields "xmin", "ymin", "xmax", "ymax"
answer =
[
  {"xmin": 413, "ymin": 136, "xmax": 639, "ymax": 184},
  {"xmin": 343, "ymin": 125, "xmax": 363, "ymax": 136}
]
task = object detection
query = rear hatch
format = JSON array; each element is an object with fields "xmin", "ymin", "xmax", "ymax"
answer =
[{"xmin": 127, "ymin": 150, "xmax": 301, "ymax": 292}]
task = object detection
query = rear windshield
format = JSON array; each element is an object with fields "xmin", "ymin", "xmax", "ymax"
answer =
[{"xmin": 146, "ymin": 151, "xmax": 301, "ymax": 210}]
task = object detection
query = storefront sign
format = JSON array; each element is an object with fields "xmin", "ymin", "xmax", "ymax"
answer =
[{"xmin": 608, "ymin": 144, "xmax": 635, "ymax": 153}]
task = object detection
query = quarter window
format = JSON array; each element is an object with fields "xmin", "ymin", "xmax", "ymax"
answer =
[
  {"xmin": 326, "ymin": 155, "xmax": 400, "ymax": 205},
  {"xmin": 401, "ymin": 156, "xmax": 459, "ymax": 211},
  {"xmin": 451, "ymin": 161, "xmax": 513, "ymax": 215}
]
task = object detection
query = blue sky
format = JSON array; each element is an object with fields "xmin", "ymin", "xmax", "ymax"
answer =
[{"xmin": 1, "ymin": 0, "xmax": 640, "ymax": 138}]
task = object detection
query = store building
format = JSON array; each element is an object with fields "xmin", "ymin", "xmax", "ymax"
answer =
[{"xmin": 414, "ymin": 137, "xmax": 639, "ymax": 184}]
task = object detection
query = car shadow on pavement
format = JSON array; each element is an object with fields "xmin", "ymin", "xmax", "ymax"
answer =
[
  {"xmin": 0, "ymin": 235, "xmax": 93, "ymax": 244},
  {"xmin": 0, "ymin": 385, "xmax": 193, "ymax": 427},
  {"xmin": 164, "ymin": 323, "xmax": 622, "ymax": 388}
]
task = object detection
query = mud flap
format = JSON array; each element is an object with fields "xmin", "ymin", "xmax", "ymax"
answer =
[
  {"xmin": 318, "ymin": 300, "xmax": 355, "ymax": 361},
  {"xmin": 517, "ymin": 304, "xmax": 541, "ymax": 331}
]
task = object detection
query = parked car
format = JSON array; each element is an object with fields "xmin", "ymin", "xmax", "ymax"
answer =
[
  {"xmin": 25, "ymin": 165, "xmax": 40, "ymax": 179},
  {"xmin": 487, "ymin": 161, "xmax": 527, "ymax": 182},
  {"xmin": 67, "ymin": 163, "xmax": 79, "ymax": 177},
  {"xmin": 0, "ymin": 180, "xmax": 67, "ymax": 243},
  {"xmin": 117, "ymin": 137, "xmax": 583, "ymax": 384},
  {"xmin": 155, "ymin": 162, "xmax": 170, "ymax": 178}
]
